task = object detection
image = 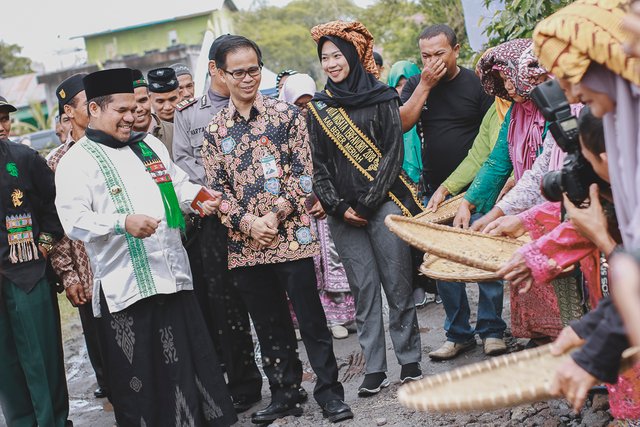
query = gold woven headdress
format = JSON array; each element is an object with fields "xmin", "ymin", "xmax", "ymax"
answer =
[
  {"xmin": 310, "ymin": 20, "xmax": 379, "ymax": 78},
  {"xmin": 533, "ymin": 0, "xmax": 640, "ymax": 85}
]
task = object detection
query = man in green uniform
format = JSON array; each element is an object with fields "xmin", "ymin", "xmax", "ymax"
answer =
[{"xmin": 0, "ymin": 96, "xmax": 70, "ymax": 426}]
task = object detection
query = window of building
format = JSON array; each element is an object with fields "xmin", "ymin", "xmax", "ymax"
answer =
[{"xmin": 168, "ymin": 30, "xmax": 178, "ymax": 46}]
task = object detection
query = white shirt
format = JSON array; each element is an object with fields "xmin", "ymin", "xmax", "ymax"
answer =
[{"xmin": 55, "ymin": 134, "xmax": 201, "ymax": 316}]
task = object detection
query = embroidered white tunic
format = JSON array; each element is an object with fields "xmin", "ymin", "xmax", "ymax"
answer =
[{"xmin": 55, "ymin": 134, "xmax": 201, "ymax": 316}]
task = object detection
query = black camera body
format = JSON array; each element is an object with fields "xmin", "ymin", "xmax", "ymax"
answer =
[{"xmin": 530, "ymin": 80, "xmax": 605, "ymax": 206}]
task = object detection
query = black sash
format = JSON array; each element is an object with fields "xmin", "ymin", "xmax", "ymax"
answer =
[{"xmin": 308, "ymin": 100, "xmax": 424, "ymax": 216}]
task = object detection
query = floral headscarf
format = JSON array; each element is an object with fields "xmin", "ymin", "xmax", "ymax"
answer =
[{"xmin": 477, "ymin": 39, "xmax": 547, "ymax": 101}]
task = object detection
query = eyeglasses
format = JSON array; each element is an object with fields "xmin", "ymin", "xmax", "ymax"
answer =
[{"xmin": 222, "ymin": 65, "xmax": 263, "ymax": 80}]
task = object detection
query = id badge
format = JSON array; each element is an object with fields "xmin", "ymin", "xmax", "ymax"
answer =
[{"xmin": 260, "ymin": 155, "xmax": 279, "ymax": 179}]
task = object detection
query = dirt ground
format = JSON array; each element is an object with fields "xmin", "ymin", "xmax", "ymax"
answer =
[{"xmin": 0, "ymin": 285, "xmax": 613, "ymax": 427}]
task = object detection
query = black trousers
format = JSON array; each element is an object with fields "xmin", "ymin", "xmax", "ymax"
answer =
[
  {"xmin": 78, "ymin": 302, "xmax": 108, "ymax": 392},
  {"xmin": 186, "ymin": 216, "xmax": 262, "ymax": 401},
  {"xmin": 233, "ymin": 258, "xmax": 344, "ymax": 405}
]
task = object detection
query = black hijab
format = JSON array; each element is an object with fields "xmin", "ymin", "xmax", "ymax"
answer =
[{"xmin": 313, "ymin": 36, "xmax": 397, "ymax": 108}]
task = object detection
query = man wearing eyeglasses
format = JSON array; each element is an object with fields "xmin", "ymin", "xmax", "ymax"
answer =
[
  {"xmin": 201, "ymin": 35, "xmax": 353, "ymax": 425},
  {"xmin": 172, "ymin": 35, "xmax": 264, "ymax": 415}
]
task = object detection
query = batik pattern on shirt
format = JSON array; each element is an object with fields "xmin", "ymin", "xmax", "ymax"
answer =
[
  {"xmin": 48, "ymin": 139, "xmax": 95, "ymax": 298},
  {"xmin": 201, "ymin": 94, "xmax": 319, "ymax": 269}
]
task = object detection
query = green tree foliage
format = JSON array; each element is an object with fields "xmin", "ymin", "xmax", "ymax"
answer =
[
  {"xmin": 0, "ymin": 41, "xmax": 32, "ymax": 77},
  {"xmin": 359, "ymin": 0, "xmax": 474, "ymax": 70},
  {"xmin": 359, "ymin": 0, "xmax": 423, "ymax": 65},
  {"xmin": 234, "ymin": 0, "xmax": 361, "ymax": 80},
  {"xmin": 482, "ymin": 0, "xmax": 573, "ymax": 47},
  {"xmin": 416, "ymin": 0, "xmax": 474, "ymax": 65},
  {"xmin": 234, "ymin": 0, "xmax": 477, "ymax": 81}
]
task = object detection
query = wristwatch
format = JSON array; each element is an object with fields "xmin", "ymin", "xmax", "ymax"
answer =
[{"xmin": 271, "ymin": 206, "xmax": 286, "ymax": 222}]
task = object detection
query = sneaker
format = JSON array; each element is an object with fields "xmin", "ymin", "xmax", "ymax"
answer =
[
  {"xmin": 428, "ymin": 339, "xmax": 476, "ymax": 361},
  {"xmin": 435, "ymin": 294, "xmax": 442, "ymax": 304},
  {"xmin": 413, "ymin": 287, "xmax": 427, "ymax": 307},
  {"xmin": 357, "ymin": 373, "xmax": 390, "ymax": 397},
  {"xmin": 400, "ymin": 362, "xmax": 423, "ymax": 384},
  {"xmin": 483, "ymin": 337, "xmax": 507, "ymax": 356},
  {"xmin": 330, "ymin": 325, "xmax": 349, "ymax": 339}
]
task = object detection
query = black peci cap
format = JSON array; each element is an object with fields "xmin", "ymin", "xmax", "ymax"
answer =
[
  {"xmin": 83, "ymin": 68, "xmax": 134, "ymax": 101},
  {"xmin": 56, "ymin": 73, "xmax": 87, "ymax": 114},
  {"xmin": 147, "ymin": 67, "xmax": 178, "ymax": 93}
]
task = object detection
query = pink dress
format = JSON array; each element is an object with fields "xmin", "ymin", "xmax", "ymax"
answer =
[{"xmin": 518, "ymin": 202, "xmax": 640, "ymax": 420}]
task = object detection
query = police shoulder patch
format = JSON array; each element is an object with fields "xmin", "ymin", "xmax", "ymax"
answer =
[{"xmin": 176, "ymin": 97, "xmax": 198, "ymax": 111}]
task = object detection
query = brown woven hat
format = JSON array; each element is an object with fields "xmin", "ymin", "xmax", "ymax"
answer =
[
  {"xmin": 414, "ymin": 193, "xmax": 469, "ymax": 224},
  {"xmin": 399, "ymin": 344, "xmax": 640, "ymax": 412},
  {"xmin": 385, "ymin": 215, "xmax": 524, "ymax": 271},
  {"xmin": 310, "ymin": 20, "xmax": 379, "ymax": 78},
  {"xmin": 420, "ymin": 254, "xmax": 498, "ymax": 283}
]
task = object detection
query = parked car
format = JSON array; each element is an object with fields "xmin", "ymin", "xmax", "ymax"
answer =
[{"xmin": 11, "ymin": 129, "xmax": 60, "ymax": 154}]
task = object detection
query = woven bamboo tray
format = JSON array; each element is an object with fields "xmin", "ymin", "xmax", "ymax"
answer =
[
  {"xmin": 385, "ymin": 215, "xmax": 524, "ymax": 271},
  {"xmin": 420, "ymin": 254, "xmax": 498, "ymax": 282},
  {"xmin": 414, "ymin": 193, "xmax": 467, "ymax": 224},
  {"xmin": 398, "ymin": 345, "xmax": 640, "ymax": 412}
]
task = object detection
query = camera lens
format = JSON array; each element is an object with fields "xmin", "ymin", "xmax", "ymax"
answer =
[{"xmin": 541, "ymin": 171, "xmax": 564, "ymax": 202}]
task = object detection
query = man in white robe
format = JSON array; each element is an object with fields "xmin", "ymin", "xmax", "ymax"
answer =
[{"xmin": 55, "ymin": 68, "xmax": 237, "ymax": 427}]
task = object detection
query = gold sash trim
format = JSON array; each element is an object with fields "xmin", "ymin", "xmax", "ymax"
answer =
[{"xmin": 309, "ymin": 100, "xmax": 423, "ymax": 217}]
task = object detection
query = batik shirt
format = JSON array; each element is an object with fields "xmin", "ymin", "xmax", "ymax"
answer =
[
  {"xmin": 47, "ymin": 135, "xmax": 95, "ymax": 299},
  {"xmin": 202, "ymin": 93, "xmax": 319, "ymax": 269}
]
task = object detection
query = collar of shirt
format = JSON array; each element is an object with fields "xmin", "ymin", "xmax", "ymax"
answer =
[
  {"xmin": 65, "ymin": 130, "xmax": 79, "ymax": 148},
  {"xmin": 148, "ymin": 113, "xmax": 162, "ymax": 132},
  {"xmin": 207, "ymin": 89, "xmax": 230, "ymax": 112},
  {"xmin": 226, "ymin": 92, "xmax": 266, "ymax": 122}
]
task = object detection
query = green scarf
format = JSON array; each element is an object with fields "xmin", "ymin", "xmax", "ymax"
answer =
[{"xmin": 129, "ymin": 141, "xmax": 186, "ymax": 232}]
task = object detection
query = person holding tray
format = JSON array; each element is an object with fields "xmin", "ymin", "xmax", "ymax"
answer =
[
  {"xmin": 307, "ymin": 20, "xmax": 423, "ymax": 396},
  {"xmin": 451, "ymin": 38, "xmax": 555, "ymax": 347}
]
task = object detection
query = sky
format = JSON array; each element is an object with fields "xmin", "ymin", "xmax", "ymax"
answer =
[{"xmin": 3, "ymin": 0, "xmax": 374, "ymax": 72}]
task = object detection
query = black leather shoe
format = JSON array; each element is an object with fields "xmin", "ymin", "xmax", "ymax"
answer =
[
  {"xmin": 233, "ymin": 395, "xmax": 261, "ymax": 413},
  {"xmin": 93, "ymin": 388, "xmax": 108, "ymax": 398},
  {"xmin": 251, "ymin": 401, "xmax": 303, "ymax": 424},
  {"xmin": 322, "ymin": 399, "xmax": 354, "ymax": 423}
]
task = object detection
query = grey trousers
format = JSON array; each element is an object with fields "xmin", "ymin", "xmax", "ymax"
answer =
[{"xmin": 328, "ymin": 201, "xmax": 421, "ymax": 373}]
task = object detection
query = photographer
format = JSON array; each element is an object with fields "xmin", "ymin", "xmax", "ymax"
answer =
[
  {"xmin": 495, "ymin": 108, "xmax": 639, "ymax": 421},
  {"xmin": 527, "ymin": 0, "xmax": 640, "ymax": 420},
  {"xmin": 492, "ymin": 108, "xmax": 612, "ymax": 340}
]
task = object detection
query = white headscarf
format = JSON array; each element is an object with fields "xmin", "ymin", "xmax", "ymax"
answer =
[
  {"xmin": 278, "ymin": 73, "xmax": 317, "ymax": 104},
  {"xmin": 581, "ymin": 63, "xmax": 640, "ymax": 250}
]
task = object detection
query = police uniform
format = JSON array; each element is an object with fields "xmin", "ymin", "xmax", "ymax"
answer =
[
  {"xmin": 172, "ymin": 90, "xmax": 263, "ymax": 406},
  {"xmin": 173, "ymin": 91, "xmax": 228, "ymax": 186}
]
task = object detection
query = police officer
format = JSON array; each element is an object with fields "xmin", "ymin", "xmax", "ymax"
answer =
[{"xmin": 172, "ymin": 35, "xmax": 264, "ymax": 413}]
